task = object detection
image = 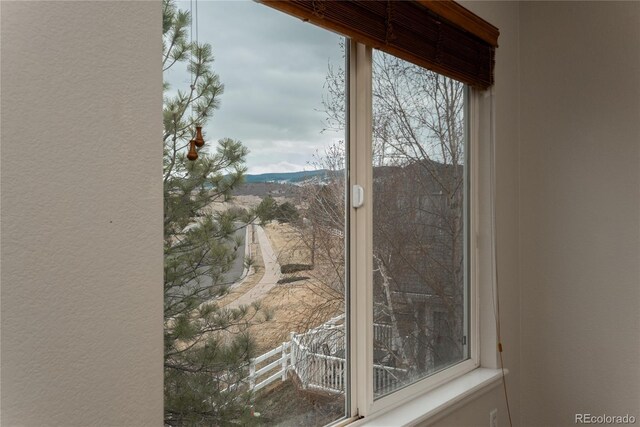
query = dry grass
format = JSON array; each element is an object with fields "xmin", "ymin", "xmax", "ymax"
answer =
[
  {"xmin": 200, "ymin": 215, "xmax": 345, "ymax": 356},
  {"xmin": 264, "ymin": 222, "xmax": 311, "ymax": 265},
  {"xmin": 255, "ymin": 378, "xmax": 345, "ymax": 426},
  {"xmin": 177, "ymin": 198, "xmax": 342, "ymax": 355},
  {"xmin": 200, "ymin": 220, "xmax": 333, "ymax": 354},
  {"xmin": 247, "ymin": 284, "xmax": 337, "ymax": 354},
  {"xmin": 245, "ymin": 222, "xmax": 344, "ymax": 354},
  {"xmin": 206, "ymin": 195, "xmax": 262, "ymax": 213}
]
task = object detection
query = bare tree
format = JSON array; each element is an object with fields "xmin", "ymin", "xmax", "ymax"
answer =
[
  {"xmin": 283, "ymin": 142, "xmax": 347, "ymax": 333},
  {"xmin": 319, "ymin": 47, "xmax": 467, "ymax": 381}
]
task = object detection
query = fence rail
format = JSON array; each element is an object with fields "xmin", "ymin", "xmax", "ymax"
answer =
[
  {"xmin": 249, "ymin": 342, "xmax": 290, "ymax": 392},
  {"xmin": 247, "ymin": 315, "xmax": 405, "ymax": 395}
]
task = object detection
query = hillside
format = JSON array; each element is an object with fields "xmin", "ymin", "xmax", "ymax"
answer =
[{"xmin": 243, "ymin": 169, "xmax": 329, "ymax": 184}]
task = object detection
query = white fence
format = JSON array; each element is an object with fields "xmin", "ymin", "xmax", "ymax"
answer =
[
  {"xmin": 248, "ymin": 342, "xmax": 290, "ymax": 392},
  {"xmin": 295, "ymin": 314, "xmax": 345, "ymax": 355},
  {"xmin": 374, "ymin": 323, "xmax": 393, "ymax": 350},
  {"xmin": 290, "ymin": 330, "xmax": 345, "ymax": 393},
  {"xmin": 247, "ymin": 315, "xmax": 405, "ymax": 395},
  {"xmin": 292, "ymin": 314, "xmax": 392, "ymax": 353}
]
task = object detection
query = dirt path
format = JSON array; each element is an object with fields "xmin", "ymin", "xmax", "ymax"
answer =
[{"xmin": 226, "ymin": 224, "xmax": 281, "ymax": 309}]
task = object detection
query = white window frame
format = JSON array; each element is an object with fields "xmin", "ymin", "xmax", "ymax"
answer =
[{"xmin": 346, "ymin": 40, "xmax": 483, "ymax": 421}]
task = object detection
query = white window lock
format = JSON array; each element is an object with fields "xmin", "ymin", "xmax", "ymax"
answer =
[{"xmin": 352, "ymin": 184, "xmax": 364, "ymax": 208}]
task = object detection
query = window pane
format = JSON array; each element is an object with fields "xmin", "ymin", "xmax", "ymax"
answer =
[
  {"xmin": 163, "ymin": 1, "xmax": 347, "ymax": 425},
  {"xmin": 371, "ymin": 50, "xmax": 468, "ymax": 398}
]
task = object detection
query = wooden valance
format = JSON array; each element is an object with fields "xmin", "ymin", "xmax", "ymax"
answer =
[{"xmin": 260, "ymin": 0, "xmax": 499, "ymax": 89}]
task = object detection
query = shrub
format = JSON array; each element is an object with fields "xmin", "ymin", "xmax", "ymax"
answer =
[
  {"xmin": 280, "ymin": 263, "xmax": 314, "ymax": 274},
  {"xmin": 277, "ymin": 276, "xmax": 310, "ymax": 285}
]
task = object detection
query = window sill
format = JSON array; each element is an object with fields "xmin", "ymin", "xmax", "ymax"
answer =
[{"xmin": 352, "ymin": 368, "xmax": 506, "ymax": 427}]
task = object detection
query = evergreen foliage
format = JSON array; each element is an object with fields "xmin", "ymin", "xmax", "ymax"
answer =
[
  {"xmin": 256, "ymin": 197, "xmax": 299, "ymax": 224},
  {"xmin": 163, "ymin": 1, "xmax": 261, "ymax": 424},
  {"xmin": 275, "ymin": 201, "xmax": 299, "ymax": 223},
  {"xmin": 255, "ymin": 196, "xmax": 277, "ymax": 225}
]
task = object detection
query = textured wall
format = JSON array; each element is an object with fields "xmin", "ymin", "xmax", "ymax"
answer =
[
  {"xmin": 519, "ymin": 2, "xmax": 640, "ymax": 425},
  {"xmin": 1, "ymin": 2, "xmax": 163, "ymax": 425}
]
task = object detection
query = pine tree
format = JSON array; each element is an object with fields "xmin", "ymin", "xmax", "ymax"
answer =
[
  {"xmin": 162, "ymin": 1, "xmax": 261, "ymax": 424},
  {"xmin": 255, "ymin": 196, "xmax": 278, "ymax": 225}
]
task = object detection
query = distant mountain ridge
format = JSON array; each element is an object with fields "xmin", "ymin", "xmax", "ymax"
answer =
[{"xmin": 243, "ymin": 169, "xmax": 329, "ymax": 184}]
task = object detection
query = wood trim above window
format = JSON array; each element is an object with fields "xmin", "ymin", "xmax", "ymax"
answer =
[
  {"xmin": 259, "ymin": 0, "xmax": 499, "ymax": 89},
  {"xmin": 418, "ymin": 1, "xmax": 499, "ymax": 47}
]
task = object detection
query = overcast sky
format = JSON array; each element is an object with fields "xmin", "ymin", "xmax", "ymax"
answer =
[{"xmin": 165, "ymin": 1, "xmax": 345, "ymax": 174}]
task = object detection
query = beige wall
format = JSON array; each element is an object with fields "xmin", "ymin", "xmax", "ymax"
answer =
[
  {"xmin": 519, "ymin": 2, "xmax": 640, "ymax": 425},
  {"xmin": 0, "ymin": 2, "xmax": 163, "ymax": 425},
  {"xmin": 433, "ymin": 1, "xmax": 640, "ymax": 426}
]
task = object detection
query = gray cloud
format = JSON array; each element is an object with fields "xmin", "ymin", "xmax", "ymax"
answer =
[{"xmin": 166, "ymin": 0, "xmax": 346, "ymax": 173}]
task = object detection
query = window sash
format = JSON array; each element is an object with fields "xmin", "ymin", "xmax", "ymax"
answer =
[{"xmin": 347, "ymin": 40, "xmax": 479, "ymax": 419}]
